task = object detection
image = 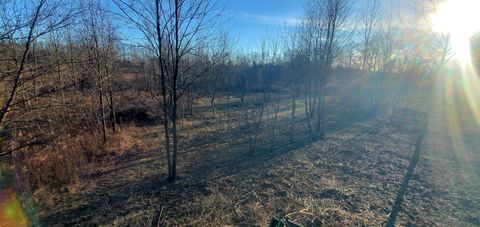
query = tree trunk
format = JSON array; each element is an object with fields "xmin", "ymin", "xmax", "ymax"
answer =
[
  {"xmin": 290, "ymin": 84, "xmax": 297, "ymax": 142},
  {"xmin": 0, "ymin": 0, "xmax": 44, "ymax": 128},
  {"xmin": 99, "ymin": 81, "xmax": 107, "ymax": 142},
  {"xmin": 52, "ymin": 29, "xmax": 65, "ymax": 106},
  {"xmin": 155, "ymin": 0, "xmax": 172, "ymax": 181},
  {"xmin": 169, "ymin": 0, "xmax": 180, "ymax": 182},
  {"xmin": 171, "ymin": 97, "xmax": 178, "ymax": 181},
  {"xmin": 319, "ymin": 79, "xmax": 327, "ymax": 139},
  {"xmin": 210, "ymin": 72, "xmax": 217, "ymax": 118},
  {"xmin": 189, "ymin": 89, "xmax": 193, "ymax": 115},
  {"xmin": 109, "ymin": 90, "xmax": 116, "ymax": 133},
  {"xmin": 270, "ymin": 98, "xmax": 280, "ymax": 151}
]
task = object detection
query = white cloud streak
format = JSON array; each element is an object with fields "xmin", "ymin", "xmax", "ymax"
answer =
[{"xmin": 240, "ymin": 13, "xmax": 301, "ymax": 26}]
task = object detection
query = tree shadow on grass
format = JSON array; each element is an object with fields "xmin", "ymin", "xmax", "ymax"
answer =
[
  {"xmin": 41, "ymin": 103, "xmax": 384, "ymax": 226},
  {"xmin": 384, "ymin": 119, "xmax": 427, "ymax": 227}
]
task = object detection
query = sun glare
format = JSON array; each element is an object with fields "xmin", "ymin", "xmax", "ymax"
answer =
[
  {"xmin": 432, "ymin": 0, "xmax": 480, "ymax": 64},
  {"xmin": 433, "ymin": 0, "xmax": 480, "ymax": 129}
]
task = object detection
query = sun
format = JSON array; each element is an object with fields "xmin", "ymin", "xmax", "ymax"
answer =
[{"xmin": 432, "ymin": 0, "xmax": 480, "ymax": 64}]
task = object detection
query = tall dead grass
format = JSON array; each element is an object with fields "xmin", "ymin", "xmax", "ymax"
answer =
[{"xmin": 21, "ymin": 126, "xmax": 136, "ymax": 191}]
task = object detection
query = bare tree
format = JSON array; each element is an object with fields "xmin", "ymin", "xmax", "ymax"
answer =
[
  {"xmin": 114, "ymin": 0, "xmax": 221, "ymax": 181},
  {"xmin": 207, "ymin": 33, "xmax": 231, "ymax": 118},
  {"xmin": 285, "ymin": 29, "xmax": 309, "ymax": 142},
  {"xmin": 0, "ymin": 0, "xmax": 74, "ymax": 156},
  {"xmin": 360, "ymin": 0, "xmax": 381, "ymax": 71},
  {"xmin": 0, "ymin": 0, "xmax": 46, "ymax": 130},
  {"xmin": 300, "ymin": 0, "xmax": 353, "ymax": 139},
  {"xmin": 79, "ymin": 0, "xmax": 119, "ymax": 142}
]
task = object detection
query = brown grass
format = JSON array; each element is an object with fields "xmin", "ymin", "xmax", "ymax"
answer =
[
  {"xmin": 106, "ymin": 126, "xmax": 137, "ymax": 156},
  {"xmin": 21, "ymin": 126, "xmax": 137, "ymax": 191}
]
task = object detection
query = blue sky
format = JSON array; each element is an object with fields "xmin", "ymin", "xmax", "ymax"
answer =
[
  {"xmin": 112, "ymin": 0, "xmax": 307, "ymax": 52},
  {"xmin": 113, "ymin": 0, "xmax": 417, "ymax": 53},
  {"xmin": 223, "ymin": 0, "xmax": 308, "ymax": 52},
  {"xmin": 221, "ymin": 0, "xmax": 391, "ymax": 52}
]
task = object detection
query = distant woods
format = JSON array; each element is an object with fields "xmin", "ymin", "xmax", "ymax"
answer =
[{"xmin": 0, "ymin": 0, "xmax": 466, "ymax": 185}]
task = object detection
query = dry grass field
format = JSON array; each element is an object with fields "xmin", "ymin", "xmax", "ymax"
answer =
[
  {"xmin": 1, "ymin": 1, "xmax": 479, "ymax": 226},
  {"xmin": 31, "ymin": 88, "xmax": 479, "ymax": 226}
]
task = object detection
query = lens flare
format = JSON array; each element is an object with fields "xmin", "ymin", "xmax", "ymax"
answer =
[
  {"xmin": 432, "ymin": 0, "xmax": 480, "ymax": 64},
  {"xmin": 430, "ymin": 0, "xmax": 480, "ymax": 182},
  {"xmin": 432, "ymin": 0, "xmax": 480, "ymax": 129},
  {"xmin": 1, "ymin": 165, "xmax": 39, "ymax": 227},
  {"xmin": 0, "ymin": 189, "xmax": 28, "ymax": 227}
]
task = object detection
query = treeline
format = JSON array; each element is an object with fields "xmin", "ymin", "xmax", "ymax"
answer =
[{"xmin": 0, "ymin": 0, "xmax": 462, "ymax": 187}]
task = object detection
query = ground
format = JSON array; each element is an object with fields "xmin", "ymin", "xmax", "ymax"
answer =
[{"xmin": 34, "ymin": 89, "xmax": 480, "ymax": 226}]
